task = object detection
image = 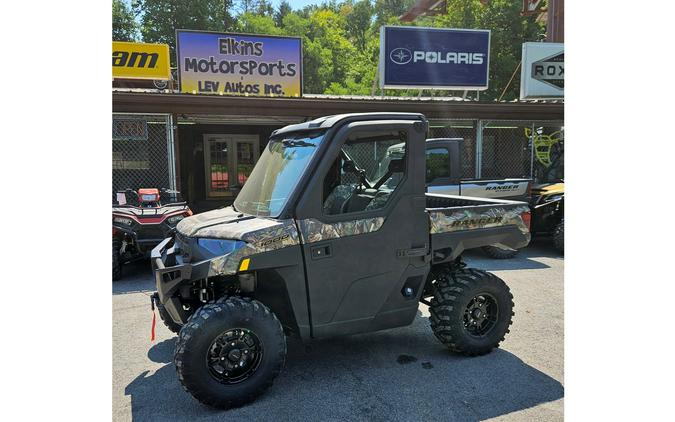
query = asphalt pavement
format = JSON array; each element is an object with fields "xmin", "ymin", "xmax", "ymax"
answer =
[{"xmin": 113, "ymin": 238, "xmax": 563, "ymax": 421}]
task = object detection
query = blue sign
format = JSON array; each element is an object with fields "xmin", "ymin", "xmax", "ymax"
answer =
[{"xmin": 379, "ymin": 26, "xmax": 490, "ymax": 90}]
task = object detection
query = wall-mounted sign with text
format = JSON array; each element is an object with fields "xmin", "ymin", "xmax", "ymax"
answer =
[
  {"xmin": 520, "ymin": 42, "xmax": 564, "ymax": 100},
  {"xmin": 112, "ymin": 41, "xmax": 171, "ymax": 80},
  {"xmin": 379, "ymin": 26, "xmax": 491, "ymax": 90},
  {"xmin": 176, "ymin": 30, "xmax": 302, "ymax": 97}
]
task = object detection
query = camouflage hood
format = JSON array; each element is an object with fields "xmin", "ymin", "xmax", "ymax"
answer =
[
  {"xmin": 176, "ymin": 205, "xmax": 299, "ymax": 248},
  {"xmin": 176, "ymin": 206, "xmax": 274, "ymax": 239}
]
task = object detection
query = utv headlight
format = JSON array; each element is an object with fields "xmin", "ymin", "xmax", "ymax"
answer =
[
  {"xmin": 197, "ymin": 238, "xmax": 246, "ymax": 257},
  {"xmin": 167, "ymin": 214, "xmax": 186, "ymax": 225},
  {"xmin": 113, "ymin": 217, "xmax": 133, "ymax": 226}
]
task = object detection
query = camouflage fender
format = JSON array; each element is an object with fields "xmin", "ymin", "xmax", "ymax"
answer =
[
  {"xmin": 206, "ymin": 220, "xmax": 300, "ymax": 276},
  {"xmin": 176, "ymin": 206, "xmax": 300, "ymax": 276},
  {"xmin": 429, "ymin": 205, "xmax": 531, "ymax": 235}
]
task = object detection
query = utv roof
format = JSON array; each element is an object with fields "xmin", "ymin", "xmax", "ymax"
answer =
[{"xmin": 271, "ymin": 112, "xmax": 427, "ymax": 137}]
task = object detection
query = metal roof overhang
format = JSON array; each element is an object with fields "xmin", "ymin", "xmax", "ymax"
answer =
[{"xmin": 113, "ymin": 91, "xmax": 564, "ymax": 122}]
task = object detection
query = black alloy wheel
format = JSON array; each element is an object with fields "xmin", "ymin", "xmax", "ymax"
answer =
[
  {"xmin": 206, "ymin": 328, "xmax": 264, "ymax": 384},
  {"xmin": 463, "ymin": 293, "xmax": 499, "ymax": 337}
]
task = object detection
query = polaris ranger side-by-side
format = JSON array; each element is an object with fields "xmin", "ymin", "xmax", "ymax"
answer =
[{"xmin": 151, "ymin": 113, "xmax": 531, "ymax": 408}]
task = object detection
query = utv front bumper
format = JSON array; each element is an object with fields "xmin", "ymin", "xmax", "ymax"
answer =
[{"xmin": 150, "ymin": 237, "xmax": 211, "ymax": 325}]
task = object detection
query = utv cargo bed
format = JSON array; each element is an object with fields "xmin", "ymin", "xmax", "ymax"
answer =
[{"xmin": 426, "ymin": 193, "xmax": 531, "ymax": 261}]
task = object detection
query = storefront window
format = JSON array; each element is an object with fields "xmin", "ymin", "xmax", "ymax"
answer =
[
  {"xmin": 203, "ymin": 135, "xmax": 259, "ymax": 197},
  {"xmin": 208, "ymin": 140, "xmax": 229, "ymax": 192}
]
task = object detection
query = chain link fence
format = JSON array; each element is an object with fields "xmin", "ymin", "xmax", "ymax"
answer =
[
  {"xmin": 112, "ymin": 113, "xmax": 175, "ymax": 194},
  {"xmin": 481, "ymin": 121, "xmax": 533, "ymax": 180},
  {"xmin": 430, "ymin": 120, "xmax": 563, "ymax": 182}
]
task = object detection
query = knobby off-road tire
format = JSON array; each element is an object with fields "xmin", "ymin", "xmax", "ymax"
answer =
[
  {"xmin": 112, "ymin": 239, "xmax": 122, "ymax": 281},
  {"xmin": 157, "ymin": 302, "xmax": 182, "ymax": 334},
  {"xmin": 159, "ymin": 295, "xmax": 239, "ymax": 336},
  {"xmin": 481, "ymin": 245, "xmax": 519, "ymax": 259},
  {"xmin": 553, "ymin": 220, "xmax": 564, "ymax": 254},
  {"xmin": 428, "ymin": 267, "xmax": 514, "ymax": 356},
  {"xmin": 174, "ymin": 297, "xmax": 286, "ymax": 409}
]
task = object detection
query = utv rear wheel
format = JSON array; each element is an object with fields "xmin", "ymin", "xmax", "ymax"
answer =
[
  {"xmin": 553, "ymin": 220, "xmax": 564, "ymax": 254},
  {"xmin": 174, "ymin": 297, "xmax": 286, "ymax": 409},
  {"xmin": 428, "ymin": 267, "xmax": 514, "ymax": 356},
  {"xmin": 112, "ymin": 239, "xmax": 122, "ymax": 281},
  {"xmin": 481, "ymin": 245, "xmax": 519, "ymax": 259},
  {"xmin": 157, "ymin": 302, "xmax": 182, "ymax": 334}
]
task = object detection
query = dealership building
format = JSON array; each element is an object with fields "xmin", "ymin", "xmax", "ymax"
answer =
[{"xmin": 112, "ymin": 31, "xmax": 564, "ymax": 213}]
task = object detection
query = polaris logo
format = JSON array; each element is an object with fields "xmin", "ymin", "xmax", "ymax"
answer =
[
  {"xmin": 390, "ymin": 48, "xmax": 412, "ymax": 65},
  {"xmin": 390, "ymin": 48, "xmax": 485, "ymax": 65}
]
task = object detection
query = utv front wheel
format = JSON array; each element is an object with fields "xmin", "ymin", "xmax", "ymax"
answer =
[
  {"xmin": 428, "ymin": 267, "xmax": 514, "ymax": 356},
  {"xmin": 112, "ymin": 239, "xmax": 122, "ymax": 281},
  {"xmin": 174, "ymin": 297, "xmax": 286, "ymax": 409},
  {"xmin": 481, "ymin": 245, "xmax": 519, "ymax": 259}
]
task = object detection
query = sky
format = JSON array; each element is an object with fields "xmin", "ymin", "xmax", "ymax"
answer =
[
  {"xmin": 123, "ymin": 0, "xmax": 328, "ymax": 13},
  {"xmin": 271, "ymin": 0, "xmax": 323, "ymax": 9}
]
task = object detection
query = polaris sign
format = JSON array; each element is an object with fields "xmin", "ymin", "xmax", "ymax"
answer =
[{"xmin": 379, "ymin": 26, "xmax": 490, "ymax": 90}]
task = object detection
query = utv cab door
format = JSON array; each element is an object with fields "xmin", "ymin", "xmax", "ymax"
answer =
[{"xmin": 295, "ymin": 119, "xmax": 430, "ymax": 338}]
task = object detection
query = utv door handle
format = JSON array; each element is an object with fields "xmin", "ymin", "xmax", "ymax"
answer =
[{"xmin": 310, "ymin": 243, "xmax": 332, "ymax": 260}]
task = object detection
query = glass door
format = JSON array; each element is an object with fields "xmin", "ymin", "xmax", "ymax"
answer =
[{"xmin": 204, "ymin": 135, "xmax": 259, "ymax": 198}]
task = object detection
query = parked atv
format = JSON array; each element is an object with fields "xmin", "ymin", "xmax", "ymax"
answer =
[
  {"xmin": 112, "ymin": 188, "xmax": 192, "ymax": 280},
  {"xmin": 150, "ymin": 113, "xmax": 530, "ymax": 408},
  {"xmin": 530, "ymin": 182, "xmax": 564, "ymax": 253}
]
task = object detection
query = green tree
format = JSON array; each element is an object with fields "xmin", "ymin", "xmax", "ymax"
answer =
[
  {"xmin": 113, "ymin": 0, "xmax": 138, "ymax": 41},
  {"xmin": 373, "ymin": 0, "xmax": 413, "ymax": 27},
  {"xmin": 237, "ymin": 12, "xmax": 283, "ymax": 35},
  {"xmin": 342, "ymin": 0, "xmax": 374, "ymax": 51},
  {"xmin": 133, "ymin": 0, "xmax": 235, "ymax": 65},
  {"xmin": 274, "ymin": 0, "xmax": 293, "ymax": 27}
]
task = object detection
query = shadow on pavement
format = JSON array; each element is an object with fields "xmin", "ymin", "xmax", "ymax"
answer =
[
  {"xmin": 464, "ymin": 239, "xmax": 562, "ymax": 272},
  {"xmin": 125, "ymin": 316, "xmax": 563, "ymax": 422}
]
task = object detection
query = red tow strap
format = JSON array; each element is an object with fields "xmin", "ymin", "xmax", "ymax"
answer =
[
  {"xmin": 150, "ymin": 297, "xmax": 157, "ymax": 342},
  {"xmin": 151, "ymin": 312, "xmax": 156, "ymax": 341}
]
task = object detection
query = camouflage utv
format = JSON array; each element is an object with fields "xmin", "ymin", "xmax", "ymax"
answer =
[{"xmin": 151, "ymin": 113, "xmax": 531, "ymax": 408}]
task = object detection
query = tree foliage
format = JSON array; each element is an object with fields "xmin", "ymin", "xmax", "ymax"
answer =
[
  {"xmin": 124, "ymin": 0, "xmax": 545, "ymax": 100},
  {"xmin": 113, "ymin": 0, "xmax": 138, "ymax": 41},
  {"xmin": 132, "ymin": 0, "xmax": 235, "ymax": 65}
]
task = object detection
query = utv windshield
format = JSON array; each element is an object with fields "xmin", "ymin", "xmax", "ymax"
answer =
[{"xmin": 234, "ymin": 131, "xmax": 325, "ymax": 217}]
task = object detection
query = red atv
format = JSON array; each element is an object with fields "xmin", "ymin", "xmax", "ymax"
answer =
[{"xmin": 112, "ymin": 188, "xmax": 192, "ymax": 280}]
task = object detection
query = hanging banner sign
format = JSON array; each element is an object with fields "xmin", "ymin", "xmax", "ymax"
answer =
[
  {"xmin": 176, "ymin": 30, "xmax": 302, "ymax": 97},
  {"xmin": 112, "ymin": 41, "xmax": 171, "ymax": 80},
  {"xmin": 379, "ymin": 26, "xmax": 491, "ymax": 90},
  {"xmin": 520, "ymin": 42, "xmax": 564, "ymax": 100}
]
